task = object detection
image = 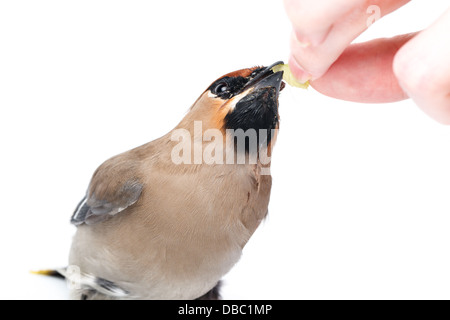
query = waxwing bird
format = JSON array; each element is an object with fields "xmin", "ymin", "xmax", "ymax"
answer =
[{"xmin": 63, "ymin": 61, "xmax": 286, "ymax": 300}]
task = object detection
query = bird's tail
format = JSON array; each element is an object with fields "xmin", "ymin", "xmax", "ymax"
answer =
[
  {"xmin": 31, "ymin": 267, "xmax": 129, "ymax": 299},
  {"xmin": 30, "ymin": 268, "xmax": 66, "ymax": 279}
]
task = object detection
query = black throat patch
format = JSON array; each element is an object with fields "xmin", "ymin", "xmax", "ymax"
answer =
[{"xmin": 224, "ymin": 87, "xmax": 279, "ymax": 150}]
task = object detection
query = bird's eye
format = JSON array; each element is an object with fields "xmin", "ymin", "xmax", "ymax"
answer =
[{"xmin": 215, "ymin": 83, "xmax": 228, "ymax": 94}]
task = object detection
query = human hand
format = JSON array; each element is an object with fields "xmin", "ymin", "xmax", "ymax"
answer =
[{"xmin": 284, "ymin": 0, "xmax": 450, "ymax": 124}]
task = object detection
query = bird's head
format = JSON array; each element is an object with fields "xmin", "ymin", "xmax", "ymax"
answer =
[{"xmin": 180, "ymin": 61, "xmax": 285, "ymax": 148}]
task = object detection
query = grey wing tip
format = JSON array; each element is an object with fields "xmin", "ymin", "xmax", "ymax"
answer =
[
  {"xmin": 70, "ymin": 180, "xmax": 144, "ymax": 226},
  {"xmin": 71, "ymin": 196, "xmax": 89, "ymax": 225}
]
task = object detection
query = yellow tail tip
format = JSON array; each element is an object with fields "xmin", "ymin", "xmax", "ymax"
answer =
[{"xmin": 30, "ymin": 269, "xmax": 55, "ymax": 276}]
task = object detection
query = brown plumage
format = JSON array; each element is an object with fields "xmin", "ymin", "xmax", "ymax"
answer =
[{"xmin": 68, "ymin": 62, "xmax": 285, "ymax": 299}]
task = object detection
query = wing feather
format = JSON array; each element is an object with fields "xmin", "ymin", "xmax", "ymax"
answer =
[{"xmin": 71, "ymin": 155, "xmax": 144, "ymax": 226}]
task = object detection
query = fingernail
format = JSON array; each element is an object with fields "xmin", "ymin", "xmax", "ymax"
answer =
[
  {"xmin": 289, "ymin": 56, "xmax": 312, "ymax": 83},
  {"xmin": 294, "ymin": 31, "xmax": 311, "ymax": 48}
]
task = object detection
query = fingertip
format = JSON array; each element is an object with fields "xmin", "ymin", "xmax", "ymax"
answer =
[
  {"xmin": 288, "ymin": 56, "xmax": 313, "ymax": 83},
  {"xmin": 289, "ymin": 31, "xmax": 328, "ymax": 80}
]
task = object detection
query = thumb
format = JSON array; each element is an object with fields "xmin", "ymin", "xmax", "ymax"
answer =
[{"xmin": 310, "ymin": 33, "xmax": 416, "ymax": 103}]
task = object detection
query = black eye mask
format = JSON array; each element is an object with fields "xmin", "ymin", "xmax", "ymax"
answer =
[
  {"xmin": 208, "ymin": 76, "xmax": 247, "ymax": 100},
  {"xmin": 208, "ymin": 67, "xmax": 265, "ymax": 100}
]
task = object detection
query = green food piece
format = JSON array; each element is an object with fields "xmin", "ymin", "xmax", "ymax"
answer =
[{"xmin": 272, "ymin": 64, "xmax": 309, "ymax": 89}]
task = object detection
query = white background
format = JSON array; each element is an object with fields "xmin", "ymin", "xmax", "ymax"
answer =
[{"xmin": 1, "ymin": 0, "xmax": 449, "ymax": 300}]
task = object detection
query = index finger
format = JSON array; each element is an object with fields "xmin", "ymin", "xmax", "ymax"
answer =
[{"xmin": 284, "ymin": 0, "xmax": 411, "ymax": 81}]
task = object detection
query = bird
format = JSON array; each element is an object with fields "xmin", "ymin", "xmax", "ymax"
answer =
[{"xmin": 62, "ymin": 61, "xmax": 285, "ymax": 300}]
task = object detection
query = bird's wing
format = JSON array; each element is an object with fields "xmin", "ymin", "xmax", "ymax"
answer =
[{"xmin": 71, "ymin": 156, "xmax": 144, "ymax": 226}]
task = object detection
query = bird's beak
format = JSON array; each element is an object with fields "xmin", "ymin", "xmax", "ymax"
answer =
[
  {"xmin": 242, "ymin": 61, "xmax": 285, "ymax": 94},
  {"xmin": 252, "ymin": 70, "xmax": 284, "ymax": 94}
]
